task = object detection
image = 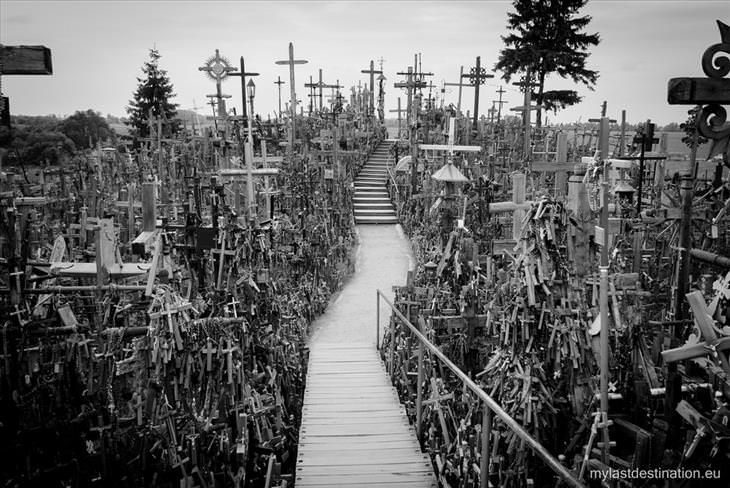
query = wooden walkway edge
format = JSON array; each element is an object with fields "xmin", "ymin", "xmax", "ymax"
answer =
[{"xmin": 296, "ymin": 343, "xmax": 436, "ymax": 487}]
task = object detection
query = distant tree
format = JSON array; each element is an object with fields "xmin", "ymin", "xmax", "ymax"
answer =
[
  {"xmin": 661, "ymin": 122, "xmax": 681, "ymax": 132},
  {"xmin": 496, "ymin": 0, "xmax": 600, "ymax": 126},
  {"xmin": 0, "ymin": 115, "xmax": 75, "ymax": 175},
  {"xmin": 126, "ymin": 48, "xmax": 179, "ymax": 140},
  {"xmin": 60, "ymin": 109, "xmax": 114, "ymax": 149}
]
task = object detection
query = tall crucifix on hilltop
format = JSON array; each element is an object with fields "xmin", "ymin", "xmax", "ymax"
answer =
[
  {"xmin": 275, "ymin": 42, "xmax": 308, "ymax": 151},
  {"xmin": 511, "ymin": 70, "xmax": 541, "ymax": 159},
  {"xmin": 462, "ymin": 56, "xmax": 494, "ymax": 133}
]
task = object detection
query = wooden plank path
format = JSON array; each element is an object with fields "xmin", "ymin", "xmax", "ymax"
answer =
[{"xmin": 296, "ymin": 343, "xmax": 436, "ymax": 487}]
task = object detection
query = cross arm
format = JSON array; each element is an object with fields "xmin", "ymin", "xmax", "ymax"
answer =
[
  {"xmin": 667, "ymin": 78, "xmax": 730, "ymax": 105},
  {"xmin": 0, "ymin": 45, "xmax": 53, "ymax": 74}
]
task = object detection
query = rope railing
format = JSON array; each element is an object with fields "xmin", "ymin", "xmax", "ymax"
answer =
[{"xmin": 376, "ymin": 289, "xmax": 586, "ymax": 488}]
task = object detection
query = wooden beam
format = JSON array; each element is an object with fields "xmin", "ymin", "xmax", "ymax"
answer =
[
  {"xmin": 0, "ymin": 45, "xmax": 53, "ymax": 75},
  {"xmin": 667, "ymin": 77, "xmax": 730, "ymax": 105}
]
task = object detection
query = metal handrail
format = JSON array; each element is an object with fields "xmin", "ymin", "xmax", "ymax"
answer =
[
  {"xmin": 376, "ymin": 289, "xmax": 586, "ymax": 488},
  {"xmin": 385, "ymin": 155, "xmax": 400, "ymax": 199}
]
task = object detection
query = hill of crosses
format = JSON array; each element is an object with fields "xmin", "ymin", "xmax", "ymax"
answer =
[{"xmin": 1, "ymin": 2, "xmax": 730, "ymax": 488}]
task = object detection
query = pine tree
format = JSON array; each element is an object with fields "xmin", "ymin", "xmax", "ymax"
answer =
[
  {"xmin": 126, "ymin": 48, "xmax": 179, "ymax": 140},
  {"xmin": 495, "ymin": 0, "xmax": 600, "ymax": 126}
]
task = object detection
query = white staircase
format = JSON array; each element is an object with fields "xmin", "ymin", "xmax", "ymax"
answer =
[{"xmin": 354, "ymin": 141, "xmax": 398, "ymax": 224}]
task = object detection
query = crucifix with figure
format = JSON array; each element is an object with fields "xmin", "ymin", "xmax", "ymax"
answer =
[
  {"xmin": 462, "ymin": 56, "xmax": 494, "ymax": 133},
  {"xmin": 275, "ymin": 42, "xmax": 308, "ymax": 152}
]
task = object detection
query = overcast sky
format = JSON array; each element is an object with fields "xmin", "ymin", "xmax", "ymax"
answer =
[{"xmin": 1, "ymin": 1, "xmax": 726, "ymax": 125}]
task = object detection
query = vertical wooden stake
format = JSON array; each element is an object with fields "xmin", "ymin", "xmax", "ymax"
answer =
[
  {"xmin": 480, "ymin": 404, "xmax": 492, "ymax": 488},
  {"xmin": 388, "ymin": 319, "xmax": 396, "ymax": 380},
  {"xmin": 376, "ymin": 291, "xmax": 381, "ymax": 351},
  {"xmin": 416, "ymin": 341, "xmax": 424, "ymax": 439}
]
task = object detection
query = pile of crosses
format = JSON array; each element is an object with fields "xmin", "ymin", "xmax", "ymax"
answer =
[
  {"xmin": 383, "ymin": 28, "xmax": 730, "ymax": 487},
  {"xmin": 0, "ymin": 46, "xmax": 385, "ymax": 487}
]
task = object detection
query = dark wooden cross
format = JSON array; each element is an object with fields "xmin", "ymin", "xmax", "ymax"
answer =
[
  {"xmin": 667, "ymin": 20, "xmax": 730, "ymax": 161},
  {"xmin": 228, "ymin": 57, "xmax": 259, "ymax": 125},
  {"xmin": 275, "ymin": 42, "xmax": 308, "ymax": 151},
  {"xmin": 0, "ymin": 45, "xmax": 53, "ymax": 127},
  {"xmin": 462, "ymin": 56, "xmax": 494, "ymax": 132},
  {"xmin": 511, "ymin": 71, "xmax": 541, "ymax": 157},
  {"xmin": 493, "ymin": 85, "xmax": 506, "ymax": 124},
  {"xmin": 361, "ymin": 60, "xmax": 383, "ymax": 115},
  {"xmin": 274, "ymin": 76, "xmax": 285, "ymax": 118}
]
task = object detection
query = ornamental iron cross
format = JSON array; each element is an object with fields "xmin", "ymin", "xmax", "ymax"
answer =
[{"xmin": 667, "ymin": 20, "xmax": 730, "ymax": 162}]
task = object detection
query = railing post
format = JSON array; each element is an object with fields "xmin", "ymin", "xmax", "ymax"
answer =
[
  {"xmin": 376, "ymin": 290, "xmax": 380, "ymax": 351},
  {"xmin": 480, "ymin": 404, "xmax": 492, "ymax": 488},
  {"xmin": 388, "ymin": 316, "xmax": 396, "ymax": 380},
  {"xmin": 416, "ymin": 341, "xmax": 424, "ymax": 439}
]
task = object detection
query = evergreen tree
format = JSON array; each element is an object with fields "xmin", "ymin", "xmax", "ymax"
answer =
[
  {"xmin": 126, "ymin": 48, "xmax": 179, "ymax": 140},
  {"xmin": 496, "ymin": 0, "xmax": 600, "ymax": 126}
]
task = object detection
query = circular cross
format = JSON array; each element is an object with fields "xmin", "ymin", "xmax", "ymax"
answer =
[
  {"xmin": 468, "ymin": 67, "xmax": 488, "ymax": 85},
  {"xmin": 201, "ymin": 49, "xmax": 234, "ymax": 82}
]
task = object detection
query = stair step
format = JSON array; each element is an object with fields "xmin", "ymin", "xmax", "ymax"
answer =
[
  {"xmin": 354, "ymin": 202, "xmax": 393, "ymax": 207},
  {"xmin": 355, "ymin": 217, "xmax": 399, "ymax": 224}
]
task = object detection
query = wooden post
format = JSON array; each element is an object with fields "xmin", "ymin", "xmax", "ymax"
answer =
[
  {"xmin": 142, "ymin": 182, "xmax": 156, "ymax": 232},
  {"xmin": 388, "ymin": 319, "xmax": 396, "ymax": 379},
  {"xmin": 416, "ymin": 341, "xmax": 424, "ymax": 439},
  {"xmin": 480, "ymin": 404, "xmax": 492, "ymax": 488},
  {"xmin": 619, "ymin": 110, "xmax": 627, "ymax": 157},
  {"xmin": 376, "ymin": 291, "xmax": 380, "ymax": 350}
]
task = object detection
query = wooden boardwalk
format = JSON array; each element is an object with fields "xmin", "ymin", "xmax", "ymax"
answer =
[{"xmin": 296, "ymin": 342, "xmax": 436, "ymax": 487}]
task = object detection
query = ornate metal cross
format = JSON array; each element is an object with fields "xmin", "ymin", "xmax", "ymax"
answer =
[
  {"xmin": 461, "ymin": 56, "xmax": 494, "ymax": 133},
  {"xmin": 668, "ymin": 20, "xmax": 730, "ymax": 163}
]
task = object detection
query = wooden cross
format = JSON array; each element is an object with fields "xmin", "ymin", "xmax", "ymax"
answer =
[
  {"xmin": 488, "ymin": 172, "xmax": 537, "ymax": 253},
  {"xmin": 275, "ymin": 42, "xmax": 308, "ymax": 151},
  {"xmin": 273, "ymin": 76, "xmax": 285, "ymax": 118},
  {"xmin": 228, "ymin": 56, "xmax": 259, "ymax": 124},
  {"xmin": 0, "ymin": 45, "xmax": 53, "ymax": 127},
  {"xmin": 361, "ymin": 60, "xmax": 383, "ymax": 115},
  {"xmin": 420, "ymin": 116, "xmax": 481, "ymax": 159},
  {"xmin": 389, "ymin": 97, "xmax": 408, "ymax": 138},
  {"xmin": 222, "ymin": 339, "xmax": 239, "ymax": 385},
  {"xmin": 511, "ymin": 71, "xmax": 541, "ymax": 157},
  {"xmin": 423, "ymin": 377, "xmax": 454, "ymax": 445},
  {"xmin": 202, "ymin": 338, "xmax": 217, "ymax": 372},
  {"xmin": 493, "ymin": 85, "xmax": 506, "ymax": 124},
  {"xmin": 462, "ymin": 56, "xmax": 494, "ymax": 132},
  {"xmin": 444, "ymin": 66, "xmax": 469, "ymax": 114}
]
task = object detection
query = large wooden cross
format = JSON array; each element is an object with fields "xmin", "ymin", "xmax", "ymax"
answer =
[
  {"xmin": 275, "ymin": 43, "xmax": 308, "ymax": 151},
  {"xmin": 228, "ymin": 57, "xmax": 259, "ymax": 124},
  {"xmin": 493, "ymin": 85, "xmax": 507, "ymax": 124},
  {"xmin": 444, "ymin": 66, "xmax": 468, "ymax": 114},
  {"xmin": 462, "ymin": 57, "xmax": 494, "ymax": 133},
  {"xmin": 419, "ymin": 116, "xmax": 481, "ymax": 159},
  {"xmin": 0, "ymin": 45, "xmax": 53, "ymax": 126},
  {"xmin": 667, "ymin": 20, "xmax": 730, "ymax": 161},
  {"xmin": 511, "ymin": 71, "xmax": 541, "ymax": 158},
  {"xmin": 488, "ymin": 172, "xmax": 537, "ymax": 254},
  {"xmin": 361, "ymin": 60, "xmax": 383, "ymax": 115}
]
